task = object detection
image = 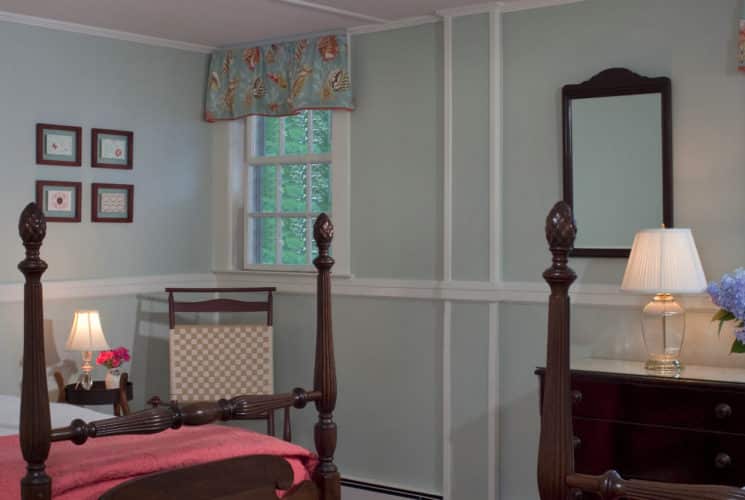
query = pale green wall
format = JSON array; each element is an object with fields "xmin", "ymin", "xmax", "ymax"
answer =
[
  {"xmin": 0, "ymin": 22, "xmax": 211, "ymax": 413},
  {"xmin": 452, "ymin": 15, "xmax": 491, "ymax": 282},
  {"xmin": 503, "ymin": 0, "xmax": 745, "ymax": 284},
  {"xmin": 501, "ymin": 1, "xmax": 745, "ymax": 498},
  {"xmin": 0, "ymin": 21, "xmax": 212, "ymax": 282},
  {"xmin": 350, "ymin": 24, "xmax": 443, "ymax": 280}
]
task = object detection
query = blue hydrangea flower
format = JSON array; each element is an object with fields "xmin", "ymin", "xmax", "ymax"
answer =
[{"xmin": 708, "ymin": 268, "xmax": 745, "ymax": 322}]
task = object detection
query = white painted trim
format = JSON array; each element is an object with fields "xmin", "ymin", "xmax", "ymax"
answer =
[
  {"xmin": 500, "ymin": 0, "xmax": 584, "ymax": 12},
  {"xmin": 437, "ymin": 2, "xmax": 501, "ymax": 18},
  {"xmin": 0, "ymin": 273, "xmax": 215, "ymax": 303},
  {"xmin": 442, "ymin": 16, "xmax": 454, "ymax": 284},
  {"xmin": 487, "ymin": 303, "xmax": 499, "ymax": 500},
  {"xmin": 0, "ymin": 10, "xmax": 215, "ymax": 53},
  {"xmin": 213, "ymin": 271, "xmax": 717, "ymax": 310},
  {"xmin": 489, "ymin": 9, "xmax": 504, "ymax": 285},
  {"xmin": 442, "ymin": 301, "xmax": 453, "ymax": 500},
  {"xmin": 348, "ymin": 16, "xmax": 440, "ymax": 36},
  {"xmin": 273, "ymin": 0, "xmax": 388, "ymax": 23}
]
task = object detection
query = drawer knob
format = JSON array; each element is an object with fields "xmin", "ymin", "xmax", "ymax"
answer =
[
  {"xmin": 573, "ymin": 436, "xmax": 581, "ymax": 449},
  {"xmin": 715, "ymin": 453, "xmax": 732, "ymax": 469},
  {"xmin": 715, "ymin": 403, "xmax": 732, "ymax": 420},
  {"xmin": 572, "ymin": 390, "xmax": 583, "ymax": 405}
]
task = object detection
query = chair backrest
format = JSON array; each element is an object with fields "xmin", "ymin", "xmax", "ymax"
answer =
[
  {"xmin": 165, "ymin": 288, "xmax": 276, "ymax": 402},
  {"xmin": 170, "ymin": 324, "xmax": 273, "ymax": 402}
]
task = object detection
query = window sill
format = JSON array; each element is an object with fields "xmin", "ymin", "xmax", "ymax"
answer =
[{"xmin": 213, "ymin": 269, "xmax": 354, "ymax": 280}]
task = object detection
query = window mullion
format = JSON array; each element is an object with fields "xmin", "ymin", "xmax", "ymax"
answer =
[
  {"xmin": 279, "ymin": 117, "xmax": 286, "ymax": 156},
  {"xmin": 306, "ymin": 161, "xmax": 313, "ymax": 264},
  {"xmin": 275, "ymin": 164, "xmax": 282, "ymax": 265}
]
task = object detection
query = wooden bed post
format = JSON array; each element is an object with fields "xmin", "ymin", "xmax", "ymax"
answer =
[
  {"xmin": 311, "ymin": 214, "xmax": 340, "ymax": 500},
  {"xmin": 537, "ymin": 202, "xmax": 577, "ymax": 500},
  {"xmin": 18, "ymin": 203, "xmax": 52, "ymax": 500}
]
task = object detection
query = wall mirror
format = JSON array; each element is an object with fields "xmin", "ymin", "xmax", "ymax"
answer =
[{"xmin": 562, "ymin": 67, "xmax": 672, "ymax": 257}]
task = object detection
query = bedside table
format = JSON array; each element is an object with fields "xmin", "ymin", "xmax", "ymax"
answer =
[
  {"xmin": 536, "ymin": 359, "xmax": 745, "ymax": 492},
  {"xmin": 61, "ymin": 372, "xmax": 133, "ymax": 416}
]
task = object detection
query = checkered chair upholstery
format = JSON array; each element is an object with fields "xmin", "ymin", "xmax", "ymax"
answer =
[{"xmin": 169, "ymin": 324, "xmax": 273, "ymax": 402}]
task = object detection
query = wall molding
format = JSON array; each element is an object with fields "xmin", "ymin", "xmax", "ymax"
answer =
[
  {"xmin": 0, "ymin": 273, "xmax": 215, "ymax": 303},
  {"xmin": 0, "ymin": 10, "xmax": 216, "ymax": 53},
  {"xmin": 213, "ymin": 271, "xmax": 716, "ymax": 311}
]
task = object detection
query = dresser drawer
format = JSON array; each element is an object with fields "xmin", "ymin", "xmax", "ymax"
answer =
[
  {"xmin": 574, "ymin": 418, "xmax": 745, "ymax": 487},
  {"xmin": 571, "ymin": 376, "xmax": 745, "ymax": 433}
]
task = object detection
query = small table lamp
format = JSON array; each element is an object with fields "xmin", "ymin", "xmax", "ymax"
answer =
[
  {"xmin": 621, "ymin": 228, "xmax": 707, "ymax": 373},
  {"xmin": 66, "ymin": 310, "xmax": 109, "ymax": 390}
]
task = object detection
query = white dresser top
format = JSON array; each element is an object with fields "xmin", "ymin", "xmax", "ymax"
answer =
[{"xmin": 571, "ymin": 358, "xmax": 745, "ymax": 385}]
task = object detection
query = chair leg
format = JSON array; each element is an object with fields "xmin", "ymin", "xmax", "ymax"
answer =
[
  {"xmin": 283, "ymin": 406, "xmax": 292, "ymax": 442},
  {"xmin": 267, "ymin": 412, "xmax": 275, "ymax": 436}
]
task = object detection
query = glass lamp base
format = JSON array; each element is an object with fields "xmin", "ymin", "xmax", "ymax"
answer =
[{"xmin": 644, "ymin": 357, "xmax": 682, "ymax": 373}]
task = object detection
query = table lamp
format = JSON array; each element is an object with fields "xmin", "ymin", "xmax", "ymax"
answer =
[
  {"xmin": 621, "ymin": 228, "xmax": 707, "ymax": 372},
  {"xmin": 65, "ymin": 310, "xmax": 109, "ymax": 390}
]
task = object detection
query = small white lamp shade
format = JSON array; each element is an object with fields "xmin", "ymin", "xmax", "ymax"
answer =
[
  {"xmin": 621, "ymin": 228, "xmax": 707, "ymax": 294},
  {"xmin": 65, "ymin": 310, "xmax": 110, "ymax": 352}
]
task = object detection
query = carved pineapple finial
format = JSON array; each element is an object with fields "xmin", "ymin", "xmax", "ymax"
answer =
[
  {"xmin": 313, "ymin": 213, "xmax": 334, "ymax": 253},
  {"xmin": 545, "ymin": 201, "xmax": 576, "ymax": 251},
  {"xmin": 18, "ymin": 202, "xmax": 48, "ymax": 276},
  {"xmin": 544, "ymin": 201, "xmax": 577, "ymax": 283},
  {"xmin": 313, "ymin": 213, "xmax": 334, "ymax": 271},
  {"xmin": 19, "ymin": 202, "xmax": 46, "ymax": 245}
]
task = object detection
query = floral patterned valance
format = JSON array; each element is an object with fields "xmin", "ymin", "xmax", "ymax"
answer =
[{"xmin": 205, "ymin": 34, "xmax": 353, "ymax": 122}]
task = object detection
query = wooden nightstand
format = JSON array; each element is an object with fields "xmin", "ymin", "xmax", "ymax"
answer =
[
  {"xmin": 536, "ymin": 359, "xmax": 745, "ymax": 492},
  {"xmin": 57, "ymin": 372, "xmax": 133, "ymax": 416}
]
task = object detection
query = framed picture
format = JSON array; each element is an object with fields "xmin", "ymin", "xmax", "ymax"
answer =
[
  {"xmin": 91, "ymin": 183, "xmax": 134, "ymax": 223},
  {"xmin": 36, "ymin": 124, "xmax": 82, "ymax": 167},
  {"xmin": 35, "ymin": 180, "xmax": 82, "ymax": 222},
  {"xmin": 92, "ymin": 129, "xmax": 133, "ymax": 169}
]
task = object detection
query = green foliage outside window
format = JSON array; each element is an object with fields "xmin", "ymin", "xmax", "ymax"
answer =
[{"xmin": 251, "ymin": 111, "xmax": 331, "ymax": 265}]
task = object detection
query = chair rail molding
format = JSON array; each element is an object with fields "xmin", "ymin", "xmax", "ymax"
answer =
[
  {"xmin": 213, "ymin": 271, "xmax": 715, "ymax": 311},
  {"xmin": 0, "ymin": 273, "xmax": 216, "ymax": 303}
]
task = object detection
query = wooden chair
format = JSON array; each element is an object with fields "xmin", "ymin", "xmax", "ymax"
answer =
[
  {"xmin": 538, "ymin": 201, "xmax": 745, "ymax": 500},
  {"xmin": 164, "ymin": 287, "xmax": 292, "ymax": 441}
]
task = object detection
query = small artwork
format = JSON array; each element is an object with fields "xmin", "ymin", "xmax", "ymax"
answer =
[
  {"xmin": 92, "ymin": 183, "xmax": 134, "ymax": 222},
  {"xmin": 92, "ymin": 129, "xmax": 133, "ymax": 169},
  {"xmin": 35, "ymin": 180, "xmax": 81, "ymax": 222},
  {"xmin": 36, "ymin": 124, "xmax": 82, "ymax": 167}
]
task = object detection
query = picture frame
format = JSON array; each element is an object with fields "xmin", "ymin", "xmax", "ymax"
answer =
[
  {"xmin": 91, "ymin": 183, "xmax": 134, "ymax": 223},
  {"xmin": 91, "ymin": 128, "xmax": 133, "ymax": 169},
  {"xmin": 36, "ymin": 124, "xmax": 82, "ymax": 167},
  {"xmin": 35, "ymin": 180, "xmax": 82, "ymax": 222}
]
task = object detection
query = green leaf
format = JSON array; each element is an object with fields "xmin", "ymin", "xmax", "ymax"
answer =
[
  {"xmin": 713, "ymin": 309, "xmax": 736, "ymax": 336},
  {"xmin": 731, "ymin": 339, "xmax": 745, "ymax": 354},
  {"xmin": 712, "ymin": 309, "xmax": 735, "ymax": 322}
]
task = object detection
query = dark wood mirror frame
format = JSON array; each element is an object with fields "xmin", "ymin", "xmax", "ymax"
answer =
[{"xmin": 562, "ymin": 67, "xmax": 673, "ymax": 258}]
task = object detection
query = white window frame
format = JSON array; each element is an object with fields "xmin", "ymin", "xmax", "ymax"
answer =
[{"xmin": 243, "ymin": 111, "xmax": 350, "ymax": 276}]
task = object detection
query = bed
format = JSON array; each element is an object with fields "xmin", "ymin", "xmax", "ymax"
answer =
[
  {"xmin": 15, "ymin": 202, "xmax": 339, "ymax": 500},
  {"xmin": 537, "ymin": 201, "xmax": 745, "ymax": 500}
]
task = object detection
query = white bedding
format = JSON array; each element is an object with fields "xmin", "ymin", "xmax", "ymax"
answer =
[{"xmin": 0, "ymin": 395, "xmax": 110, "ymax": 436}]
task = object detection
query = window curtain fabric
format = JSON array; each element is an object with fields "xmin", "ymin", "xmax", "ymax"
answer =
[
  {"xmin": 205, "ymin": 34, "xmax": 353, "ymax": 122},
  {"xmin": 740, "ymin": 0, "xmax": 745, "ymax": 72}
]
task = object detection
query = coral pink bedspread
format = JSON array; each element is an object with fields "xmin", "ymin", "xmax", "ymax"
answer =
[{"xmin": 0, "ymin": 425, "xmax": 317, "ymax": 499}]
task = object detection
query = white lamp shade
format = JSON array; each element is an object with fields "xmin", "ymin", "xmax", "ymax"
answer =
[
  {"xmin": 621, "ymin": 228, "xmax": 707, "ymax": 294},
  {"xmin": 65, "ymin": 310, "xmax": 110, "ymax": 351}
]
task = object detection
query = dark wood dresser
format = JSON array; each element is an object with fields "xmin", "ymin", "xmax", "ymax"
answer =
[{"xmin": 536, "ymin": 359, "xmax": 745, "ymax": 491}]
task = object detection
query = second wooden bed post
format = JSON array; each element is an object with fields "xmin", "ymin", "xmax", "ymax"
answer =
[
  {"xmin": 312, "ymin": 214, "xmax": 340, "ymax": 500},
  {"xmin": 18, "ymin": 203, "xmax": 52, "ymax": 500}
]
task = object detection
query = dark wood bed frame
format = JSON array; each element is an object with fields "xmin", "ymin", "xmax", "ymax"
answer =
[
  {"xmin": 17, "ymin": 202, "xmax": 339, "ymax": 500},
  {"xmin": 538, "ymin": 201, "xmax": 745, "ymax": 500}
]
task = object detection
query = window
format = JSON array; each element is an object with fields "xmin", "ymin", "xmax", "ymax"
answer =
[{"xmin": 244, "ymin": 111, "xmax": 349, "ymax": 272}]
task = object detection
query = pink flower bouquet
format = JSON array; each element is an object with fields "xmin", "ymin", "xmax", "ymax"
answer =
[{"xmin": 96, "ymin": 347, "xmax": 131, "ymax": 369}]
